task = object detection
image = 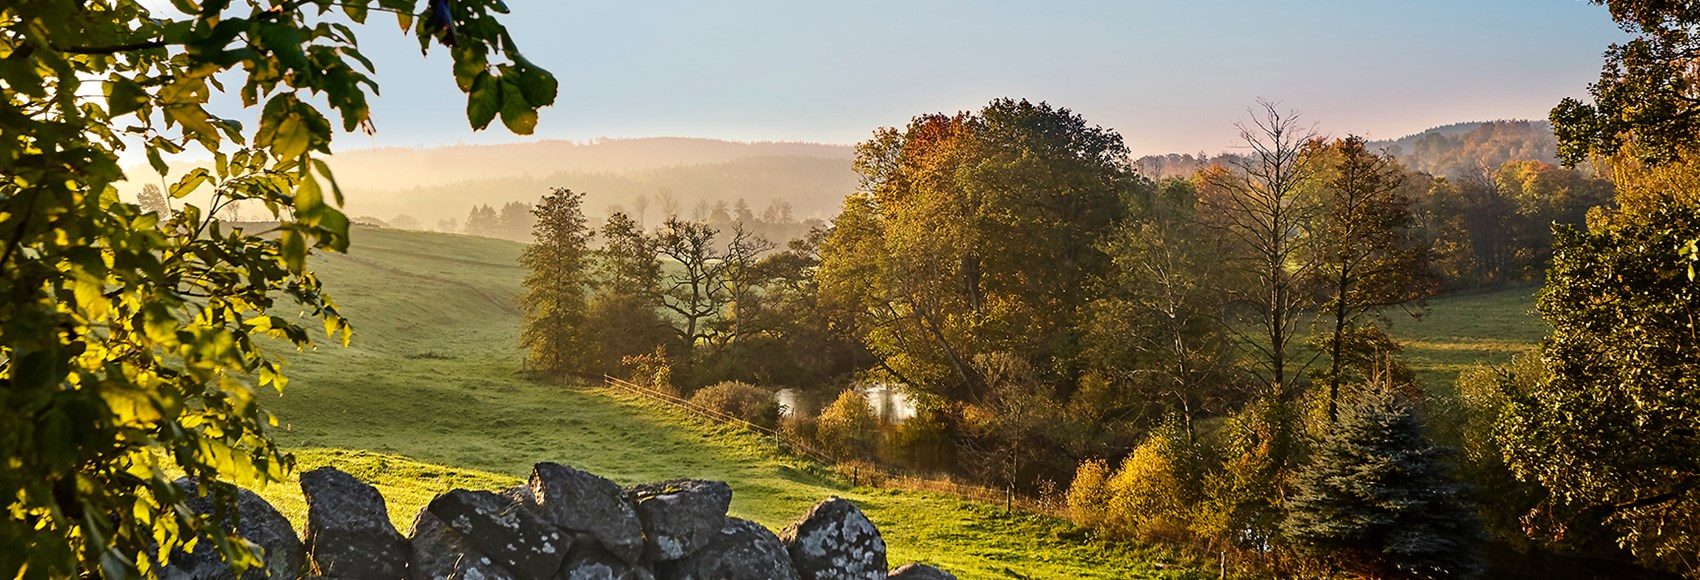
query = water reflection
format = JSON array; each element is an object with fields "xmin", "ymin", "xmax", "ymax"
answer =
[{"xmin": 775, "ymin": 383, "xmax": 916, "ymax": 423}]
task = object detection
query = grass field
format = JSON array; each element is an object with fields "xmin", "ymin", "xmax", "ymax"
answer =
[
  {"xmin": 256, "ymin": 226, "xmax": 1206, "ymax": 579},
  {"xmin": 1383, "ymin": 287, "xmax": 1546, "ymax": 391}
]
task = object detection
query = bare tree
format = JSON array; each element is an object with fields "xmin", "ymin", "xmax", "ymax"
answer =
[
  {"xmin": 655, "ymin": 217, "xmax": 727, "ymax": 360},
  {"xmin": 656, "ymin": 188, "xmax": 678, "ymax": 220},
  {"xmin": 718, "ymin": 222, "xmax": 775, "ymax": 370},
  {"xmin": 1197, "ymin": 100, "xmax": 1324, "ymax": 396},
  {"xmin": 632, "ymin": 195, "xmax": 651, "ymax": 228}
]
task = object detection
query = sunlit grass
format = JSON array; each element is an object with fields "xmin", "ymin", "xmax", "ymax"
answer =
[
  {"xmin": 254, "ymin": 225, "xmax": 1207, "ymax": 579},
  {"xmin": 1383, "ymin": 287, "xmax": 1546, "ymax": 392}
]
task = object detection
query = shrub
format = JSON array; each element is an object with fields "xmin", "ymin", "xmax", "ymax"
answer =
[
  {"xmin": 1105, "ymin": 430, "xmax": 1187, "ymax": 537},
  {"xmin": 1198, "ymin": 395, "xmax": 1300, "ymax": 547},
  {"xmin": 880, "ymin": 410, "xmax": 953, "ymax": 472},
  {"xmin": 816, "ymin": 389, "xmax": 880, "ymax": 461},
  {"xmin": 689, "ymin": 381, "xmax": 781, "ymax": 429},
  {"xmin": 1066, "ymin": 458, "xmax": 1114, "ymax": 528},
  {"xmin": 621, "ymin": 346, "xmax": 674, "ymax": 394}
]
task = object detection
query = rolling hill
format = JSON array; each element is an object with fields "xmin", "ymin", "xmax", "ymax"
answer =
[{"xmin": 255, "ymin": 226, "xmax": 1207, "ymax": 579}]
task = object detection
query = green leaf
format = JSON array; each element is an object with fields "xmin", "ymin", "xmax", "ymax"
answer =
[
  {"xmin": 451, "ymin": 45, "xmax": 488, "ymax": 92},
  {"xmin": 498, "ymin": 79, "xmax": 538, "ymax": 135},
  {"xmin": 146, "ymin": 147, "xmax": 169, "ymax": 177},
  {"xmin": 169, "ymin": 168, "xmax": 212, "ymax": 199},
  {"xmin": 106, "ymin": 77, "xmax": 151, "ymax": 118},
  {"xmin": 274, "ymin": 114, "xmax": 310, "ymax": 161},
  {"xmin": 466, "ymin": 72, "xmax": 499, "ymax": 130},
  {"xmin": 317, "ymin": 208, "xmax": 351, "ymax": 253},
  {"xmin": 516, "ymin": 65, "xmax": 558, "ymax": 108},
  {"xmin": 280, "ymin": 229, "xmax": 307, "ymax": 273},
  {"xmin": 294, "ymin": 172, "xmax": 325, "ymax": 222},
  {"xmin": 343, "ymin": 2, "xmax": 369, "ymax": 23}
]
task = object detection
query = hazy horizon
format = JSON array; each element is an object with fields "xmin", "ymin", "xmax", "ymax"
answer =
[{"xmin": 127, "ymin": 0, "xmax": 1627, "ymax": 166}]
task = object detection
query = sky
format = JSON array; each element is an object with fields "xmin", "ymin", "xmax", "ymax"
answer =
[{"xmin": 310, "ymin": 1, "xmax": 1628, "ymax": 157}]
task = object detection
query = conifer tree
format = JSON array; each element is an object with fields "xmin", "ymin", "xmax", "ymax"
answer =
[
  {"xmin": 1283, "ymin": 383, "xmax": 1484, "ymax": 578},
  {"xmin": 520, "ymin": 188, "xmax": 595, "ymax": 374}
]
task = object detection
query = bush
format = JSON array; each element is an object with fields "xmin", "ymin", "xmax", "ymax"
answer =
[
  {"xmin": 620, "ymin": 346, "xmax": 674, "ymax": 394},
  {"xmin": 816, "ymin": 389, "xmax": 880, "ymax": 461},
  {"xmin": 880, "ymin": 410, "xmax": 953, "ymax": 472},
  {"xmin": 689, "ymin": 381, "xmax": 781, "ymax": 429},
  {"xmin": 1066, "ymin": 458, "xmax": 1114, "ymax": 528},
  {"xmin": 1105, "ymin": 429, "xmax": 1188, "ymax": 537}
]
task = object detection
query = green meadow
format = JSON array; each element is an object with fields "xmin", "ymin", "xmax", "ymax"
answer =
[
  {"xmin": 255, "ymin": 226, "xmax": 1207, "ymax": 580},
  {"xmin": 1384, "ymin": 287, "xmax": 1546, "ymax": 391},
  {"xmin": 249, "ymin": 225, "xmax": 1547, "ymax": 578}
]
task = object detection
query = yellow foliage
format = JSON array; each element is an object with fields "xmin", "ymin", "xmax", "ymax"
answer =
[
  {"xmin": 1105, "ymin": 437, "xmax": 1185, "ymax": 533},
  {"xmin": 1066, "ymin": 458, "xmax": 1113, "ymax": 528}
]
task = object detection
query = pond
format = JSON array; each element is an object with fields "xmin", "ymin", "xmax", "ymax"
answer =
[{"xmin": 775, "ymin": 383, "xmax": 917, "ymax": 423}]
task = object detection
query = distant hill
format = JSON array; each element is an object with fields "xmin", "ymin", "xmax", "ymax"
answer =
[
  {"xmin": 1134, "ymin": 120, "xmax": 1560, "ymax": 181},
  {"xmin": 329, "ymin": 137, "xmax": 858, "ymax": 228},
  {"xmin": 1368, "ymin": 120, "xmax": 1558, "ymax": 179},
  {"xmin": 125, "ymin": 137, "xmax": 859, "ymax": 230}
]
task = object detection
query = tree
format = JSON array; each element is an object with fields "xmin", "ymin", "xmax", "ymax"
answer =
[
  {"xmin": 1500, "ymin": 206, "xmax": 1700, "ymax": 575},
  {"xmin": 389, "ymin": 214, "xmax": 421, "ymax": 230},
  {"xmin": 1082, "ymin": 177, "xmax": 1243, "ymax": 439},
  {"xmin": 1552, "ymin": 1, "xmax": 1700, "ymax": 165},
  {"xmin": 498, "ymin": 200, "xmax": 536, "ymax": 241},
  {"xmin": 655, "ymin": 217, "xmax": 727, "ymax": 363},
  {"xmin": 733, "ymin": 197, "xmax": 756, "ymax": 223},
  {"xmin": 0, "ymin": 1, "xmax": 554, "ymax": 578},
  {"xmin": 583, "ymin": 211, "xmax": 668, "ymax": 375},
  {"xmin": 716, "ymin": 222, "xmax": 775, "ymax": 373},
  {"xmin": 631, "ymin": 195, "xmax": 651, "ymax": 228},
  {"xmin": 821, "ymin": 98, "xmax": 1137, "ymax": 406},
  {"xmin": 1283, "ymin": 384, "xmax": 1484, "ymax": 579},
  {"xmin": 816, "ymin": 388, "xmax": 880, "ymax": 461},
  {"xmin": 464, "ymin": 203, "xmax": 500, "ymax": 237},
  {"xmin": 1197, "ymin": 101, "xmax": 1323, "ymax": 396},
  {"xmin": 1306, "ymin": 136, "xmax": 1436, "ymax": 423},
  {"xmin": 136, "ymin": 183, "xmax": 171, "ymax": 218},
  {"xmin": 761, "ymin": 199, "xmax": 795, "ymax": 224},
  {"xmin": 519, "ymin": 189, "xmax": 594, "ymax": 375}
]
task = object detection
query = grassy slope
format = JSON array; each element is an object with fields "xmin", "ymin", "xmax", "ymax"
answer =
[
  {"xmin": 257, "ymin": 226, "xmax": 1202, "ymax": 580},
  {"xmin": 1383, "ymin": 287, "xmax": 1546, "ymax": 391}
]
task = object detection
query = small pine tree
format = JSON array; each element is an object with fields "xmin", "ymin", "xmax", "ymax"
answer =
[{"xmin": 1283, "ymin": 383, "xmax": 1484, "ymax": 578}]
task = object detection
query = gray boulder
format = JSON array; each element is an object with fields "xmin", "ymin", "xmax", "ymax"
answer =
[
  {"xmin": 554, "ymin": 532, "xmax": 655, "ymax": 580},
  {"xmin": 427, "ymin": 489, "xmax": 569, "ymax": 579},
  {"xmin": 528, "ymin": 463, "xmax": 644, "ymax": 564},
  {"xmin": 626, "ymin": 479, "xmax": 732, "ymax": 561},
  {"xmin": 662, "ymin": 518, "xmax": 799, "ymax": 580},
  {"xmin": 160, "ymin": 478, "xmax": 304, "ymax": 580},
  {"xmin": 886, "ymin": 563, "xmax": 955, "ymax": 580},
  {"xmin": 300, "ymin": 467, "xmax": 408, "ymax": 580},
  {"xmin": 408, "ymin": 508, "xmax": 518, "ymax": 580},
  {"xmin": 779, "ymin": 498, "xmax": 887, "ymax": 580}
]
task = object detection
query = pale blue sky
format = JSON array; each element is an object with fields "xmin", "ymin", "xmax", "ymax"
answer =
[{"xmin": 329, "ymin": 1, "xmax": 1626, "ymax": 155}]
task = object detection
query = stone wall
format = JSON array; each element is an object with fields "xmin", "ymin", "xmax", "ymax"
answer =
[{"xmin": 160, "ymin": 462, "xmax": 956, "ymax": 580}]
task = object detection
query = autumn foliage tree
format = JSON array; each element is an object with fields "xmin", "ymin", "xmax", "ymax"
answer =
[
  {"xmin": 1305, "ymin": 136, "xmax": 1436, "ymax": 422},
  {"xmin": 821, "ymin": 98, "xmax": 1138, "ymax": 406}
]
